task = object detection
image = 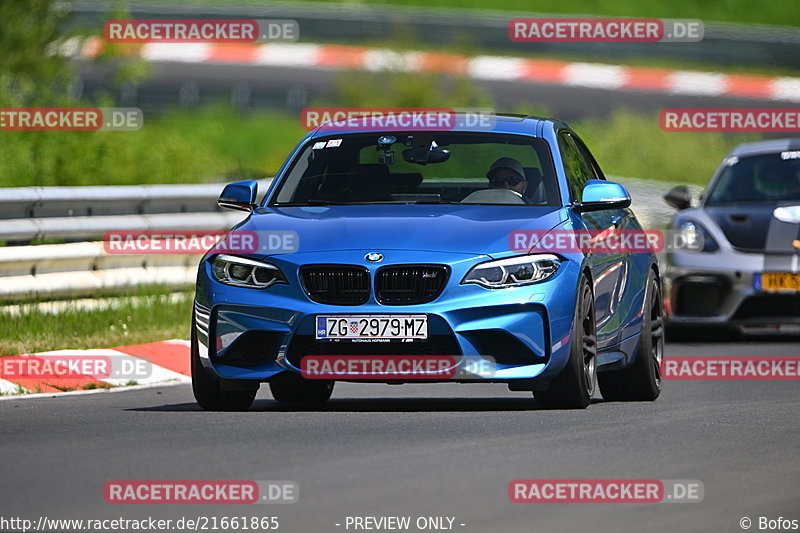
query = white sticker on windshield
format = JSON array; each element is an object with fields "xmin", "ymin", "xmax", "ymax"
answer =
[
  {"xmin": 326, "ymin": 139, "xmax": 342, "ymax": 148},
  {"xmin": 312, "ymin": 141, "xmax": 327, "ymax": 149},
  {"xmin": 781, "ymin": 150, "xmax": 800, "ymax": 160}
]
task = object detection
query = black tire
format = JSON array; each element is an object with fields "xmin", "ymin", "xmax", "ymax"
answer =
[
  {"xmin": 269, "ymin": 376, "xmax": 334, "ymax": 404},
  {"xmin": 191, "ymin": 318, "xmax": 257, "ymax": 411},
  {"xmin": 598, "ymin": 269, "xmax": 664, "ymax": 401},
  {"xmin": 534, "ymin": 274, "xmax": 596, "ymax": 409}
]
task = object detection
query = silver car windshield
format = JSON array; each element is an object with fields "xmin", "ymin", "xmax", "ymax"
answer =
[{"xmin": 706, "ymin": 152, "xmax": 800, "ymax": 205}]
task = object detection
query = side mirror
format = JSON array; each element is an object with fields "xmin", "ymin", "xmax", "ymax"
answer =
[
  {"xmin": 218, "ymin": 180, "xmax": 258, "ymax": 212},
  {"xmin": 664, "ymin": 185, "xmax": 691, "ymax": 210},
  {"xmin": 575, "ymin": 179, "xmax": 631, "ymax": 213}
]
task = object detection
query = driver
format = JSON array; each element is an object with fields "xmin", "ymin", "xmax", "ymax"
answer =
[{"xmin": 486, "ymin": 157, "xmax": 528, "ymax": 199}]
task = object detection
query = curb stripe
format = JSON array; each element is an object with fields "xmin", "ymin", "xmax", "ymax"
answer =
[
  {"xmin": 620, "ymin": 67, "xmax": 672, "ymax": 91},
  {"xmin": 75, "ymin": 38, "xmax": 800, "ymax": 102},
  {"xmin": 0, "ymin": 378, "xmax": 21, "ymax": 394},
  {"xmin": 519, "ymin": 59, "xmax": 569, "ymax": 83},
  {"xmin": 0, "ymin": 341, "xmax": 191, "ymax": 397},
  {"xmin": 113, "ymin": 341, "xmax": 191, "ymax": 377}
]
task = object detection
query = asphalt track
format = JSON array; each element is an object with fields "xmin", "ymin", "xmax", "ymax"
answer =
[{"xmin": 2, "ymin": 336, "xmax": 799, "ymax": 533}]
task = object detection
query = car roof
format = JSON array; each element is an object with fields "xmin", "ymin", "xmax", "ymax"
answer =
[
  {"xmin": 308, "ymin": 113, "xmax": 565, "ymax": 138},
  {"xmin": 728, "ymin": 138, "xmax": 800, "ymax": 158}
]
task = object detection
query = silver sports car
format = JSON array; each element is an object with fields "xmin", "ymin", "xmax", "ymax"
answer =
[{"xmin": 663, "ymin": 138, "xmax": 800, "ymax": 331}]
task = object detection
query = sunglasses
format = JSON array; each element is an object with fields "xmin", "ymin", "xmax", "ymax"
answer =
[{"xmin": 489, "ymin": 174, "xmax": 525, "ymax": 186}]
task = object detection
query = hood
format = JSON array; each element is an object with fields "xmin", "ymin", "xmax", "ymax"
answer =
[
  {"xmin": 238, "ymin": 204, "xmax": 567, "ymax": 257},
  {"xmin": 705, "ymin": 203, "xmax": 800, "ymax": 252}
]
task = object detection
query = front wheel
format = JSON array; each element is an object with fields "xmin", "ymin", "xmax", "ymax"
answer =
[
  {"xmin": 191, "ymin": 318, "xmax": 257, "ymax": 411},
  {"xmin": 598, "ymin": 269, "xmax": 664, "ymax": 401},
  {"xmin": 534, "ymin": 274, "xmax": 596, "ymax": 409}
]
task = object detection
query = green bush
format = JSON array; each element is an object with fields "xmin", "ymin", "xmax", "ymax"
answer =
[
  {"xmin": 0, "ymin": 107, "xmax": 306, "ymax": 186},
  {"xmin": 571, "ymin": 110, "xmax": 761, "ymax": 185}
]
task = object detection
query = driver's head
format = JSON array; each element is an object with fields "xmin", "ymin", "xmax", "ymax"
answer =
[
  {"xmin": 754, "ymin": 160, "xmax": 800, "ymax": 199},
  {"xmin": 487, "ymin": 157, "xmax": 527, "ymax": 194}
]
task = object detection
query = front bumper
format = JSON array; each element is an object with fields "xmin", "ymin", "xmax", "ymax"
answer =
[
  {"xmin": 664, "ymin": 249, "xmax": 800, "ymax": 326},
  {"xmin": 194, "ymin": 250, "xmax": 583, "ymax": 383}
]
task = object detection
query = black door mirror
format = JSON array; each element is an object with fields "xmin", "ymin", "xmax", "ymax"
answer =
[
  {"xmin": 664, "ymin": 186, "xmax": 691, "ymax": 210},
  {"xmin": 218, "ymin": 180, "xmax": 258, "ymax": 212}
]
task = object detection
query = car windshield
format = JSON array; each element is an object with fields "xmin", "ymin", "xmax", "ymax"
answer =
[
  {"xmin": 706, "ymin": 151, "xmax": 800, "ymax": 205},
  {"xmin": 270, "ymin": 132, "xmax": 560, "ymax": 207}
]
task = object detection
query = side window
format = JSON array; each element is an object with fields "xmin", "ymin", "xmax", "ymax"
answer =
[
  {"xmin": 557, "ymin": 132, "xmax": 595, "ymax": 201},
  {"xmin": 570, "ymin": 134, "xmax": 605, "ymax": 182}
]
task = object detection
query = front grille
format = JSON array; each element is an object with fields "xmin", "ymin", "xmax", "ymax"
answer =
[
  {"xmin": 376, "ymin": 265, "xmax": 448, "ymax": 305},
  {"xmin": 301, "ymin": 265, "xmax": 370, "ymax": 305},
  {"xmin": 732, "ymin": 294, "xmax": 800, "ymax": 321},
  {"xmin": 674, "ymin": 276, "xmax": 731, "ymax": 317},
  {"xmin": 285, "ymin": 335, "xmax": 461, "ymax": 368}
]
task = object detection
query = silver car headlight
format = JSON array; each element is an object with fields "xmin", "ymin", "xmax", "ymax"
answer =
[
  {"xmin": 211, "ymin": 254, "xmax": 288, "ymax": 288},
  {"xmin": 462, "ymin": 254, "xmax": 561, "ymax": 288},
  {"xmin": 677, "ymin": 221, "xmax": 719, "ymax": 252}
]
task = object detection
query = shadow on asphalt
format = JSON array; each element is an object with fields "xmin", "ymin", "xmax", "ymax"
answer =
[{"xmin": 127, "ymin": 397, "xmax": 607, "ymax": 413}]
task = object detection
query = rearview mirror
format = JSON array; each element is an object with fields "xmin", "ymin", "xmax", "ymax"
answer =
[
  {"xmin": 218, "ymin": 180, "xmax": 258, "ymax": 212},
  {"xmin": 402, "ymin": 147, "xmax": 450, "ymax": 165},
  {"xmin": 575, "ymin": 180, "xmax": 631, "ymax": 213},
  {"xmin": 664, "ymin": 185, "xmax": 692, "ymax": 210}
]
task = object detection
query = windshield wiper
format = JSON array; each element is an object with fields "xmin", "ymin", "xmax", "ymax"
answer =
[
  {"xmin": 274, "ymin": 199, "xmax": 351, "ymax": 206},
  {"xmin": 275, "ymin": 199, "xmax": 460, "ymax": 207}
]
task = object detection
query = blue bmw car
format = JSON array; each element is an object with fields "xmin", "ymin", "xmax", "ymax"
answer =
[{"xmin": 192, "ymin": 114, "xmax": 663, "ymax": 410}]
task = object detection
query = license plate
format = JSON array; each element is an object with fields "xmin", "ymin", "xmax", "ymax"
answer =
[
  {"xmin": 756, "ymin": 272, "xmax": 800, "ymax": 292},
  {"xmin": 315, "ymin": 315, "xmax": 428, "ymax": 341}
]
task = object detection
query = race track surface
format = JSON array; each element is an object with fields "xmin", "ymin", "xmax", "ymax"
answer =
[{"xmin": 2, "ymin": 337, "xmax": 798, "ymax": 533}]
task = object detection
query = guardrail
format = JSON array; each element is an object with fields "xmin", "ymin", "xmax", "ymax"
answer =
[
  {"xmin": 0, "ymin": 181, "xmax": 271, "ymax": 300},
  {"xmin": 0, "ymin": 182, "xmax": 269, "ymax": 220},
  {"xmin": 0, "ymin": 177, "xmax": 693, "ymax": 302}
]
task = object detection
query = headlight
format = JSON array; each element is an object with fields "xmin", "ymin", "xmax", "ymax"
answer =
[
  {"xmin": 211, "ymin": 254, "xmax": 288, "ymax": 288},
  {"xmin": 462, "ymin": 254, "xmax": 561, "ymax": 288},
  {"xmin": 677, "ymin": 221, "xmax": 719, "ymax": 252}
]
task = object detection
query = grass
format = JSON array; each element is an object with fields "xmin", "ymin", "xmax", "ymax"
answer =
[
  {"xmin": 0, "ymin": 104, "xmax": 759, "ymax": 188},
  {"xmin": 571, "ymin": 110, "xmax": 760, "ymax": 185},
  {"xmin": 0, "ymin": 288, "xmax": 194, "ymax": 356},
  {"xmin": 0, "ymin": 106, "xmax": 306, "ymax": 187},
  {"xmin": 136, "ymin": 0, "xmax": 800, "ymax": 28},
  {"xmin": 0, "ymin": 60, "xmax": 767, "ymax": 189}
]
